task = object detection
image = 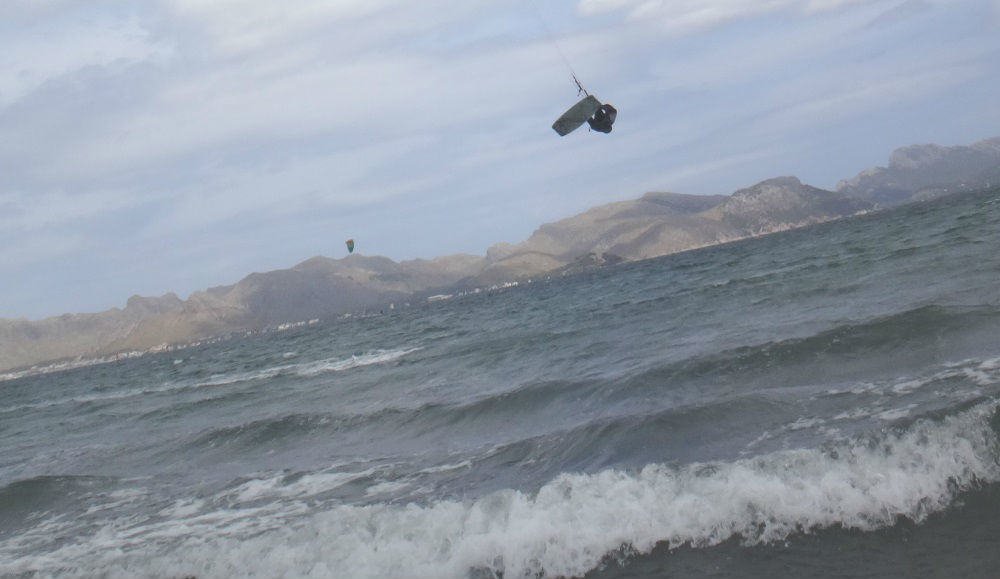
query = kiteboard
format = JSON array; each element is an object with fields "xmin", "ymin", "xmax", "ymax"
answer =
[{"xmin": 552, "ymin": 95, "xmax": 602, "ymax": 136}]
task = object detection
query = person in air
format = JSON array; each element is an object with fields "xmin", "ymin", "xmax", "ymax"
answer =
[{"xmin": 587, "ymin": 103, "xmax": 617, "ymax": 133}]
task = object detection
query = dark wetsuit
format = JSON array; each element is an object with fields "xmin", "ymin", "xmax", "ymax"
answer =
[{"xmin": 587, "ymin": 104, "xmax": 617, "ymax": 133}]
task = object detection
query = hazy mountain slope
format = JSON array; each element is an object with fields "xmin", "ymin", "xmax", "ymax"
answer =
[
  {"xmin": 0, "ymin": 294, "xmax": 184, "ymax": 371},
  {"xmin": 475, "ymin": 180, "xmax": 871, "ymax": 283},
  {"xmin": 837, "ymin": 137, "xmax": 1000, "ymax": 206},
  {"xmin": 519, "ymin": 192, "xmax": 727, "ymax": 258},
  {"xmin": 473, "ymin": 193, "xmax": 729, "ymax": 280},
  {"xmin": 2, "ymin": 254, "xmax": 486, "ymax": 370}
]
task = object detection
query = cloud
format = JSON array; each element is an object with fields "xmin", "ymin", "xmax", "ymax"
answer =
[
  {"xmin": 0, "ymin": 13, "xmax": 171, "ymax": 109},
  {"xmin": 0, "ymin": 187, "xmax": 145, "ymax": 233},
  {"xmin": 2, "ymin": 0, "xmax": 998, "ymax": 318},
  {"xmin": 0, "ymin": 230, "xmax": 90, "ymax": 269},
  {"xmin": 137, "ymin": 134, "xmax": 442, "ymax": 238},
  {"xmin": 866, "ymin": 0, "xmax": 932, "ymax": 28},
  {"xmin": 579, "ymin": 0, "xmax": 882, "ymax": 33},
  {"xmin": 160, "ymin": 0, "xmax": 499, "ymax": 58},
  {"xmin": 748, "ymin": 62, "xmax": 986, "ymax": 141},
  {"xmin": 162, "ymin": 0, "xmax": 390, "ymax": 54},
  {"xmin": 3, "ymin": 0, "xmax": 559, "ymax": 186}
]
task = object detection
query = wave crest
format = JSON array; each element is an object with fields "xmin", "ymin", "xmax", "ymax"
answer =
[{"xmin": 15, "ymin": 401, "xmax": 998, "ymax": 579}]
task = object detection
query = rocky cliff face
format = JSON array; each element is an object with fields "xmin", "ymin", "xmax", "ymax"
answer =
[
  {"xmin": 837, "ymin": 137, "xmax": 1000, "ymax": 206},
  {"xmin": 706, "ymin": 176, "xmax": 872, "ymax": 233}
]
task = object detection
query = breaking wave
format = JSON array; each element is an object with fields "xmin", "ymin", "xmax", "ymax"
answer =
[{"xmin": 7, "ymin": 400, "xmax": 998, "ymax": 579}]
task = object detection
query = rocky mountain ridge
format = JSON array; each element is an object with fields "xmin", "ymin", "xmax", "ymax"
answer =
[{"xmin": 2, "ymin": 136, "xmax": 997, "ymax": 372}]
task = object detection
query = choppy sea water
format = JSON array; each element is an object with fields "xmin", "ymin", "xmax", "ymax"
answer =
[{"xmin": 2, "ymin": 188, "xmax": 1000, "ymax": 579}]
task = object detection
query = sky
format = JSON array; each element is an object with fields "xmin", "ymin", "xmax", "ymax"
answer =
[{"xmin": 2, "ymin": 0, "xmax": 998, "ymax": 320}]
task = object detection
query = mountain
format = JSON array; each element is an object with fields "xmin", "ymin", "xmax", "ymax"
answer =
[
  {"xmin": 837, "ymin": 137, "xmax": 1000, "ymax": 206},
  {"xmin": 471, "ymin": 178, "xmax": 870, "ymax": 286},
  {"xmin": 468, "ymin": 192, "xmax": 728, "ymax": 285},
  {"xmin": 702, "ymin": 176, "xmax": 873, "ymax": 235},
  {"xmin": 4, "ymin": 135, "xmax": 996, "ymax": 373},
  {"xmin": 0, "ymin": 255, "xmax": 484, "ymax": 372}
]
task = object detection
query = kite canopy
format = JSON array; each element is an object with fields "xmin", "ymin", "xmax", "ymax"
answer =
[{"xmin": 345, "ymin": 239, "xmax": 355, "ymax": 254}]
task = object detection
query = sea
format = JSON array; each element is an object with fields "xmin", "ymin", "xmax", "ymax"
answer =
[{"xmin": 2, "ymin": 187, "xmax": 1000, "ymax": 579}]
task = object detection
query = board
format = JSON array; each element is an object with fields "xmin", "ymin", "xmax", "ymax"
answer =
[{"xmin": 552, "ymin": 95, "xmax": 602, "ymax": 136}]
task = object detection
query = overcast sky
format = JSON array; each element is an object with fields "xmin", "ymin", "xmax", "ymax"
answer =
[{"xmin": 2, "ymin": 0, "xmax": 998, "ymax": 319}]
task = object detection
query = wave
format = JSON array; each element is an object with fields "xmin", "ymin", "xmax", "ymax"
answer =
[
  {"xmin": 475, "ymin": 350, "xmax": 1000, "ymax": 482},
  {"xmin": 188, "ymin": 412, "xmax": 344, "ymax": 449},
  {"xmin": 9, "ymin": 400, "xmax": 998, "ymax": 579},
  {"xmin": 177, "ymin": 339, "xmax": 1000, "ymax": 463},
  {"xmin": 198, "ymin": 347, "xmax": 420, "ymax": 385},
  {"xmin": 184, "ymin": 405, "xmax": 424, "ymax": 452},
  {"xmin": 34, "ymin": 302, "xmax": 985, "ymax": 446},
  {"xmin": 180, "ymin": 375, "xmax": 604, "ymax": 454},
  {"xmin": 0, "ymin": 348, "xmax": 418, "ymax": 415},
  {"xmin": 0, "ymin": 475, "xmax": 109, "ymax": 512},
  {"xmin": 616, "ymin": 304, "xmax": 1000, "ymax": 393}
]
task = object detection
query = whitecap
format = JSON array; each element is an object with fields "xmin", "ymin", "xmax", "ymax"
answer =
[{"xmin": 9, "ymin": 401, "xmax": 998, "ymax": 579}]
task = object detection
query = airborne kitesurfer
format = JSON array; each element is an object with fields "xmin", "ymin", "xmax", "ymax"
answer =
[{"xmin": 587, "ymin": 103, "xmax": 617, "ymax": 133}]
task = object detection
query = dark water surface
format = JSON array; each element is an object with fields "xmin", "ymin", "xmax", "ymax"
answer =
[{"xmin": 2, "ymin": 188, "xmax": 1000, "ymax": 578}]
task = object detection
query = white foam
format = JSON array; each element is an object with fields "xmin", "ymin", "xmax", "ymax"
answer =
[
  {"xmin": 201, "ymin": 347, "xmax": 420, "ymax": 386},
  {"xmin": 292, "ymin": 348, "xmax": 420, "ymax": 377},
  {"xmin": 833, "ymin": 406, "xmax": 879, "ymax": 421},
  {"xmin": 891, "ymin": 379, "xmax": 924, "ymax": 394},
  {"xmin": 876, "ymin": 404, "xmax": 916, "ymax": 421},
  {"xmin": 786, "ymin": 417, "xmax": 825, "ymax": 431},
  {"xmin": 158, "ymin": 499, "xmax": 205, "ymax": 519},
  {"xmin": 6, "ymin": 401, "xmax": 998, "ymax": 579},
  {"xmin": 0, "ymin": 383, "xmax": 195, "ymax": 414},
  {"xmin": 418, "ymin": 460, "xmax": 473, "ymax": 475},
  {"xmin": 821, "ymin": 354, "xmax": 1000, "ymax": 401},
  {"xmin": 980, "ymin": 356, "xmax": 1000, "ymax": 371},
  {"xmin": 225, "ymin": 467, "xmax": 380, "ymax": 504},
  {"xmin": 365, "ymin": 481, "xmax": 411, "ymax": 497}
]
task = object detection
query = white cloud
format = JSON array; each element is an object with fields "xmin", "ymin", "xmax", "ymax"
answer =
[
  {"xmin": 0, "ymin": 188, "xmax": 144, "ymax": 233},
  {"xmin": 163, "ymin": 0, "xmax": 390, "ymax": 54},
  {"xmin": 748, "ymin": 62, "xmax": 986, "ymax": 140},
  {"xmin": 866, "ymin": 0, "xmax": 932, "ymax": 28},
  {"xmin": 578, "ymin": 0, "xmax": 634, "ymax": 15},
  {"xmin": 0, "ymin": 16, "xmax": 170, "ymax": 108},
  {"xmin": 9, "ymin": 1, "xmax": 555, "ymax": 184},
  {"xmin": 0, "ymin": 230, "xmax": 90, "ymax": 268},
  {"xmin": 579, "ymin": 0, "xmax": 883, "ymax": 33},
  {"xmin": 645, "ymin": 147, "xmax": 785, "ymax": 190},
  {"xmin": 803, "ymin": 0, "xmax": 871, "ymax": 13},
  {"xmin": 138, "ymin": 134, "xmax": 441, "ymax": 238},
  {"xmin": 160, "ymin": 0, "xmax": 497, "ymax": 57}
]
